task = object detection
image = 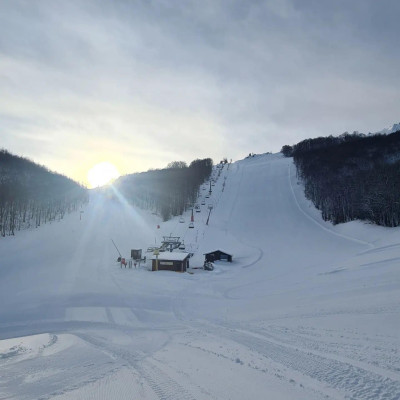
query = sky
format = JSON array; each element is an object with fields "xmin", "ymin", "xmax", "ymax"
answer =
[{"xmin": 1, "ymin": 0, "xmax": 399, "ymax": 186}]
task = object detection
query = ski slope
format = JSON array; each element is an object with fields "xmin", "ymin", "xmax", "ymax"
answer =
[{"xmin": 1, "ymin": 154, "xmax": 399, "ymax": 399}]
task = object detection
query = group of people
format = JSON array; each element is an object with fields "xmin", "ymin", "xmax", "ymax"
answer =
[{"xmin": 117, "ymin": 256, "xmax": 146, "ymax": 268}]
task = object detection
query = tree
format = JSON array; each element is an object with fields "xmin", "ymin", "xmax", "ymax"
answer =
[
  {"xmin": 166, "ymin": 161, "xmax": 187, "ymax": 169},
  {"xmin": 281, "ymin": 145, "xmax": 293, "ymax": 157}
]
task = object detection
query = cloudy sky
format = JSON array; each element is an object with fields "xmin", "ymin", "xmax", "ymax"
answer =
[{"xmin": 1, "ymin": 0, "xmax": 399, "ymax": 185}]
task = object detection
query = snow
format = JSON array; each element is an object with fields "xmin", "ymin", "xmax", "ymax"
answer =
[
  {"xmin": 151, "ymin": 252, "xmax": 189, "ymax": 261},
  {"xmin": 0, "ymin": 153, "xmax": 399, "ymax": 399},
  {"xmin": 376, "ymin": 122, "xmax": 400, "ymax": 135}
]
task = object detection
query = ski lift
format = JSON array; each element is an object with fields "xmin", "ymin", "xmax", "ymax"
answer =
[
  {"xmin": 205, "ymin": 195, "xmax": 210, "ymax": 198},
  {"xmin": 189, "ymin": 222, "xmax": 194, "ymax": 228},
  {"xmin": 179, "ymin": 217, "xmax": 185, "ymax": 223},
  {"xmin": 178, "ymin": 241, "xmax": 186, "ymax": 250},
  {"xmin": 201, "ymin": 200, "xmax": 205, "ymax": 205}
]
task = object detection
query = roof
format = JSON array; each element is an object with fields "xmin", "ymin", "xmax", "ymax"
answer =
[
  {"xmin": 151, "ymin": 251, "xmax": 190, "ymax": 261},
  {"xmin": 203, "ymin": 249, "xmax": 233, "ymax": 256}
]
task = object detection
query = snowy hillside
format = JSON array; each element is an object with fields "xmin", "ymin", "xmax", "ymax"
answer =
[
  {"xmin": 377, "ymin": 122, "xmax": 400, "ymax": 134},
  {"xmin": 0, "ymin": 154, "xmax": 399, "ymax": 399}
]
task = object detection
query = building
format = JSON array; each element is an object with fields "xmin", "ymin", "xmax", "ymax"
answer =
[
  {"xmin": 204, "ymin": 250, "xmax": 233, "ymax": 263},
  {"xmin": 151, "ymin": 252, "xmax": 190, "ymax": 272}
]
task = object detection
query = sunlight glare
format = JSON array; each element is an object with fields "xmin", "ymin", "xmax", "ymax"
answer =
[{"xmin": 87, "ymin": 162, "xmax": 120, "ymax": 188}]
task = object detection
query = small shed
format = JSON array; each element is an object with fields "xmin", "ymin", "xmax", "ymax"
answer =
[
  {"xmin": 131, "ymin": 249, "xmax": 142, "ymax": 260},
  {"xmin": 151, "ymin": 252, "xmax": 190, "ymax": 272},
  {"xmin": 204, "ymin": 250, "xmax": 233, "ymax": 263}
]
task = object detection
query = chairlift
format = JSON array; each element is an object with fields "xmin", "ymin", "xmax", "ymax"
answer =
[
  {"xmin": 189, "ymin": 222, "xmax": 194, "ymax": 228},
  {"xmin": 179, "ymin": 217, "xmax": 185, "ymax": 223},
  {"xmin": 201, "ymin": 200, "xmax": 206, "ymax": 205},
  {"xmin": 205, "ymin": 195, "xmax": 210, "ymax": 198},
  {"xmin": 178, "ymin": 241, "xmax": 186, "ymax": 250}
]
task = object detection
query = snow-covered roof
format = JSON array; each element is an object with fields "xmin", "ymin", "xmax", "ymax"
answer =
[
  {"xmin": 151, "ymin": 251, "xmax": 190, "ymax": 261},
  {"xmin": 203, "ymin": 249, "xmax": 232, "ymax": 256}
]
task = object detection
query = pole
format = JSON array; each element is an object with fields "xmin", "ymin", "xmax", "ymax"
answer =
[
  {"xmin": 111, "ymin": 239, "xmax": 122, "ymax": 257},
  {"xmin": 206, "ymin": 208, "xmax": 212, "ymax": 225}
]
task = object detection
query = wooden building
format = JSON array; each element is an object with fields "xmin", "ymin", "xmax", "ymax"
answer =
[
  {"xmin": 151, "ymin": 252, "xmax": 190, "ymax": 272},
  {"xmin": 204, "ymin": 250, "xmax": 233, "ymax": 263}
]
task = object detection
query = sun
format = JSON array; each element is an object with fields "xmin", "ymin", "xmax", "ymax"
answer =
[{"xmin": 87, "ymin": 162, "xmax": 120, "ymax": 188}]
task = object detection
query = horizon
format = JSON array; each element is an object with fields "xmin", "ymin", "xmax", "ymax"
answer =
[{"xmin": 1, "ymin": 1, "xmax": 399, "ymax": 187}]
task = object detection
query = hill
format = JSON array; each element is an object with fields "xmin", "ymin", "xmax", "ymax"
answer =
[
  {"xmin": 0, "ymin": 154, "xmax": 399, "ymax": 399},
  {"xmin": 112, "ymin": 158, "xmax": 213, "ymax": 221},
  {"xmin": 282, "ymin": 130, "xmax": 400, "ymax": 226},
  {"xmin": 0, "ymin": 149, "xmax": 87, "ymax": 236}
]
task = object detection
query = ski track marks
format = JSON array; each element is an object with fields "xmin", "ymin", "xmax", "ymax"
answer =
[
  {"xmin": 192, "ymin": 322, "xmax": 400, "ymax": 400},
  {"xmin": 74, "ymin": 332, "xmax": 200, "ymax": 400}
]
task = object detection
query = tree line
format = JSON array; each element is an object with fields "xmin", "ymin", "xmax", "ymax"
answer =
[
  {"xmin": 0, "ymin": 149, "xmax": 88, "ymax": 236},
  {"xmin": 282, "ymin": 130, "xmax": 400, "ymax": 227},
  {"xmin": 113, "ymin": 158, "xmax": 213, "ymax": 221}
]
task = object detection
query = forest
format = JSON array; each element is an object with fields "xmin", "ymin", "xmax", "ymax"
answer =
[
  {"xmin": 0, "ymin": 149, "xmax": 88, "ymax": 236},
  {"xmin": 112, "ymin": 158, "xmax": 213, "ymax": 221},
  {"xmin": 282, "ymin": 131, "xmax": 400, "ymax": 227}
]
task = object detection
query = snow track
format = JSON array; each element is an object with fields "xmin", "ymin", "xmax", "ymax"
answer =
[
  {"xmin": 222, "ymin": 327, "xmax": 400, "ymax": 400},
  {"xmin": 181, "ymin": 321, "xmax": 400, "ymax": 400},
  {"xmin": 136, "ymin": 362, "xmax": 198, "ymax": 400},
  {"xmin": 74, "ymin": 331, "xmax": 201, "ymax": 400}
]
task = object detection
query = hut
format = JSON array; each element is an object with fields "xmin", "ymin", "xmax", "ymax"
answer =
[
  {"xmin": 151, "ymin": 252, "xmax": 190, "ymax": 272},
  {"xmin": 204, "ymin": 250, "xmax": 233, "ymax": 263}
]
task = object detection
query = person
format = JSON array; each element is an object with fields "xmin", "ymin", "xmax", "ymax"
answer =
[{"xmin": 121, "ymin": 258, "xmax": 127, "ymax": 268}]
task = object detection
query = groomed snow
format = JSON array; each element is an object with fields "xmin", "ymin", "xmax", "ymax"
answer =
[{"xmin": 0, "ymin": 154, "xmax": 399, "ymax": 399}]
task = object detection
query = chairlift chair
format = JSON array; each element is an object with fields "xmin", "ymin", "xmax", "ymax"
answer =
[
  {"xmin": 189, "ymin": 222, "xmax": 194, "ymax": 228},
  {"xmin": 179, "ymin": 217, "xmax": 185, "ymax": 223}
]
